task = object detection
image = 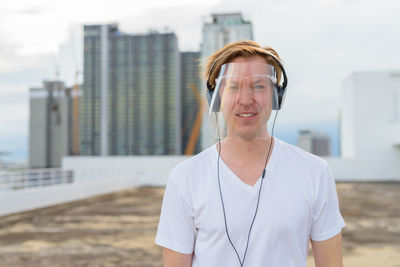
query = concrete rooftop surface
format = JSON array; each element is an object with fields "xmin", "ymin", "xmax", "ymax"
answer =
[{"xmin": 0, "ymin": 183, "xmax": 399, "ymax": 267}]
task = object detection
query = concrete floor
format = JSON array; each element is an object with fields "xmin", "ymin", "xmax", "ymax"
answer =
[{"xmin": 0, "ymin": 183, "xmax": 399, "ymax": 267}]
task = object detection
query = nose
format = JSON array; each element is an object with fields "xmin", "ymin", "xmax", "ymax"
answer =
[{"xmin": 237, "ymin": 79, "xmax": 254, "ymax": 105}]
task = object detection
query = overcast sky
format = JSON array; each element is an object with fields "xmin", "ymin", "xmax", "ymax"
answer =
[{"xmin": 0, "ymin": 0, "xmax": 399, "ymax": 161}]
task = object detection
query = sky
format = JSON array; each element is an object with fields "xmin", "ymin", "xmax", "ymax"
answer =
[{"xmin": 0, "ymin": 0, "xmax": 399, "ymax": 163}]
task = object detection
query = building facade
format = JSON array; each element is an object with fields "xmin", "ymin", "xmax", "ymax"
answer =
[
  {"xmin": 298, "ymin": 130, "xmax": 331, "ymax": 156},
  {"xmin": 325, "ymin": 71, "xmax": 400, "ymax": 180},
  {"xmin": 80, "ymin": 24, "xmax": 181, "ymax": 156},
  {"xmin": 181, "ymin": 52, "xmax": 202, "ymax": 154},
  {"xmin": 200, "ymin": 13, "xmax": 254, "ymax": 149},
  {"xmin": 29, "ymin": 81, "xmax": 79, "ymax": 168}
]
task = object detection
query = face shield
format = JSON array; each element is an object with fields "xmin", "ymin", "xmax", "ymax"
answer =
[{"xmin": 208, "ymin": 62, "xmax": 279, "ymax": 142}]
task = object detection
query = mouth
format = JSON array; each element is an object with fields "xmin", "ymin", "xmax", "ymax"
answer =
[{"xmin": 235, "ymin": 112, "xmax": 257, "ymax": 118}]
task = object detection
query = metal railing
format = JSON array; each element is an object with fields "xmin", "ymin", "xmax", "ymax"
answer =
[{"xmin": 0, "ymin": 168, "xmax": 74, "ymax": 191}]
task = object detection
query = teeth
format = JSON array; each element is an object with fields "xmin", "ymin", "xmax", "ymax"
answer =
[{"xmin": 238, "ymin": 113, "xmax": 254, "ymax": 117}]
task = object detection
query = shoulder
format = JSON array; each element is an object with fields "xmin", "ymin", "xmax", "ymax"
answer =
[
  {"xmin": 275, "ymin": 138, "xmax": 329, "ymax": 172},
  {"xmin": 274, "ymin": 138, "xmax": 335, "ymax": 199},
  {"xmin": 168, "ymin": 145, "xmax": 216, "ymax": 185}
]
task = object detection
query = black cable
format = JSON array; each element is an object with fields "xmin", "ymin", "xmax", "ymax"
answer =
[
  {"xmin": 216, "ymin": 109, "xmax": 279, "ymax": 267},
  {"xmin": 262, "ymin": 109, "xmax": 279, "ymax": 178}
]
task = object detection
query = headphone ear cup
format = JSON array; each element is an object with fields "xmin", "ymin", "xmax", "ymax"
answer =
[
  {"xmin": 272, "ymin": 85, "xmax": 287, "ymax": 110},
  {"xmin": 207, "ymin": 90, "xmax": 221, "ymax": 112},
  {"xmin": 277, "ymin": 86, "xmax": 287, "ymax": 110},
  {"xmin": 272, "ymin": 85, "xmax": 280, "ymax": 110},
  {"xmin": 206, "ymin": 81, "xmax": 213, "ymax": 91},
  {"xmin": 206, "ymin": 90, "xmax": 213, "ymax": 107}
]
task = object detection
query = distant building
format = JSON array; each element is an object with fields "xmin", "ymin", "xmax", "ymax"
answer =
[
  {"xmin": 80, "ymin": 24, "xmax": 180, "ymax": 156},
  {"xmin": 201, "ymin": 13, "xmax": 254, "ymax": 149},
  {"xmin": 201, "ymin": 13, "xmax": 253, "ymax": 59},
  {"xmin": 325, "ymin": 71, "xmax": 400, "ymax": 180},
  {"xmin": 298, "ymin": 130, "xmax": 331, "ymax": 156},
  {"xmin": 29, "ymin": 81, "xmax": 80, "ymax": 168},
  {"xmin": 181, "ymin": 51, "xmax": 202, "ymax": 155}
]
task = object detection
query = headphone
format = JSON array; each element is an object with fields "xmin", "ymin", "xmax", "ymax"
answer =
[{"xmin": 206, "ymin": 51, "xmax": 288, "ymax": 111}]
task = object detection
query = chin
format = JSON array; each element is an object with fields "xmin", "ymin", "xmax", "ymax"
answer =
[{"xmin": 230, "ymin": 129, "xmax": 268, "ymax": 141}]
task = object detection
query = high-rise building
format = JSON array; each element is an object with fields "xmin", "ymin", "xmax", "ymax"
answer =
[
  {"xmin": 200, "ymin": 13, "xmax": 254, "ymax": 149},
  {"xmin": 80, "ymin": 24, "xmax": 181, "ymax": 156},
  {"xmin": 298, "ymin": 130, "xmax": 331, "ymax": 156},
  {"xmin": 29, "ymin": 81, "xmax": 80, "ymax": 168},
  {"xmin": 181, "ymin": 51, "xmax": 202, "ymax": 154},
  {"xmin": 201, "ymin": 13, "xmax": 253, "ymax": 58}
]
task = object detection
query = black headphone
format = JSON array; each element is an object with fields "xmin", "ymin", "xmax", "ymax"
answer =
[{"xmin": 206, "ymin": 51, "xmax": 288, "ymax": 112}]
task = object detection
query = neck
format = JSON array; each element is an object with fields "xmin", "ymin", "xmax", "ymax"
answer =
[{"xmin": 219, "ymin": 135, "xmax": 274, "ymax": 164}]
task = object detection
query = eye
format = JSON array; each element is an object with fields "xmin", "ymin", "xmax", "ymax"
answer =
[
  {"xmin": 227, "ymin": 80, "xmax": 240, "ymax": 91},
  {"xmin": 229, "ymin": 85, "xmax": 239, "ymax": 91},
  {"xmin": 254, "ymin": 85, "xmax": 265, "ymax": 90}
]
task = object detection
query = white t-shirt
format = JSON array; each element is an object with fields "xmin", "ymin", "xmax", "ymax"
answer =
[{"xmin": 155, "ymin": 138, "xmax": 345, "ymax": 267}]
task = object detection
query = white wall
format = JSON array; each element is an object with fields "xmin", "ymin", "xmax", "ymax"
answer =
[
  {"xmin": 325, "ymin": 71, "xmax": 400, "ymax": 181},
  {"xmin": 62, "ymin": 155, "xmax": 189, "ymax": 185},
  {"xmin": 0, "ymin": 156, "xmax": 189, "ymax": 217}
]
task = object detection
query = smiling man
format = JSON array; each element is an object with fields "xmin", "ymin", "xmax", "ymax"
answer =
[{"xmin": 155, "ymin": 40, "xmax": 345, "ymax": 267}]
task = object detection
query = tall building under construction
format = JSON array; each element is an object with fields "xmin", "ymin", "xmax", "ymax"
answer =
[
  {"xmin": 80, "ymin": 24, "xmax": 181, "ymax": 156},
  {"xmin": 29, "ymin": 81, "xmax": 80, "ymax": 168}
]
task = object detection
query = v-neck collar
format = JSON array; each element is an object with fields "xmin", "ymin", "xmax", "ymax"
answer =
[{"xmin": 211, "ymin": 137, "xmax": 280, "ymax": 192}]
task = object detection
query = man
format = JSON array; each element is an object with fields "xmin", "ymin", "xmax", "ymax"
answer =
[{"xmin": 155, "ymin": 40, "xmax": 345, "ymax": 267}]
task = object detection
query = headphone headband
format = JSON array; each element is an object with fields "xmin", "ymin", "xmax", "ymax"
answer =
[
  {"xmin": 206, "ymin": 50, "xmax": 288, "ymax": 111},
  {"xmin": 206, "ymin": 51, "xmax": 288, "ymax": 91}
]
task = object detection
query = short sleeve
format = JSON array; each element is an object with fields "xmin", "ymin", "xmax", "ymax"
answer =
[
  {"xmin": 310, "ymin": 163, "xmax": 346, "ymax": 241},
  {"xmin": 155, "ymin": 173, "xmax": 196, "ymax": 254}
]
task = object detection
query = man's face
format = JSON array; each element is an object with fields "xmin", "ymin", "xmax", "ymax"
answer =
[{"xmin": 218, "ymin": 55, "xmax": 274, "ymax": 141}]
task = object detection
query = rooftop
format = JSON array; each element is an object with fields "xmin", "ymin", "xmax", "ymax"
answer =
[{"xmin": 0, "ymin": 183, "xmax": 399, "ymax": 266}]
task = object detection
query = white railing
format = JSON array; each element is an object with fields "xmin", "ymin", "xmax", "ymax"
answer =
[
  {"xmin": 1, "ymin": 156, "xmax": 188, "ymax": 216},
  {"xmin": 0, "ymin": 168, "xmax": 74, "ymax": 191}
]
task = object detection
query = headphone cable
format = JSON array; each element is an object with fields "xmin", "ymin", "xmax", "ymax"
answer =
[{"xmin": 216, "ymin": 110, "xmax": 279, "ymax": 267}]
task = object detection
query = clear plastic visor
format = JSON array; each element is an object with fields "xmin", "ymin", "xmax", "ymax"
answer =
[{"xmin": 208, "ymin": 63, "xmax": 277, "ymax": 142}]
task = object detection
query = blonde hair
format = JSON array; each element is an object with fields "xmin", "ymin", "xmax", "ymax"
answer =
[{"xmin": 204, "ymin": 40, "xmax": 283, "ymax": 89}]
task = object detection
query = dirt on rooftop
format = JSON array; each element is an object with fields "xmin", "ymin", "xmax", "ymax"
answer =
[{"xmin": 0, "ymin": 182, "xmax": 399, "ymax": 267}]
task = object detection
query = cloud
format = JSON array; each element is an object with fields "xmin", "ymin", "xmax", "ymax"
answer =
[
  {"xmin": 18, "ymin": 6, "xmax": 50, "ymax": 15},
  {"xmin": 0, "ymin": 84, "xmax": 29, "ymax": 120},
  {"xmin": 0, "ymin": 8, "xmax": 67, "ymax": 75},
  {"xmin": 119, "ymin": 4, "xmax": 212, "ymax": 51},
  {"xmin": 0, "ymin": 1, "xmax": 220, "ymax": 161},
  {"xmin": 209, "ymin": 0, "xmax": 400, "ymax": 124},
  {"xmin": 0, "ymin": 0, "xmax": 399, "ymax": 160}
]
